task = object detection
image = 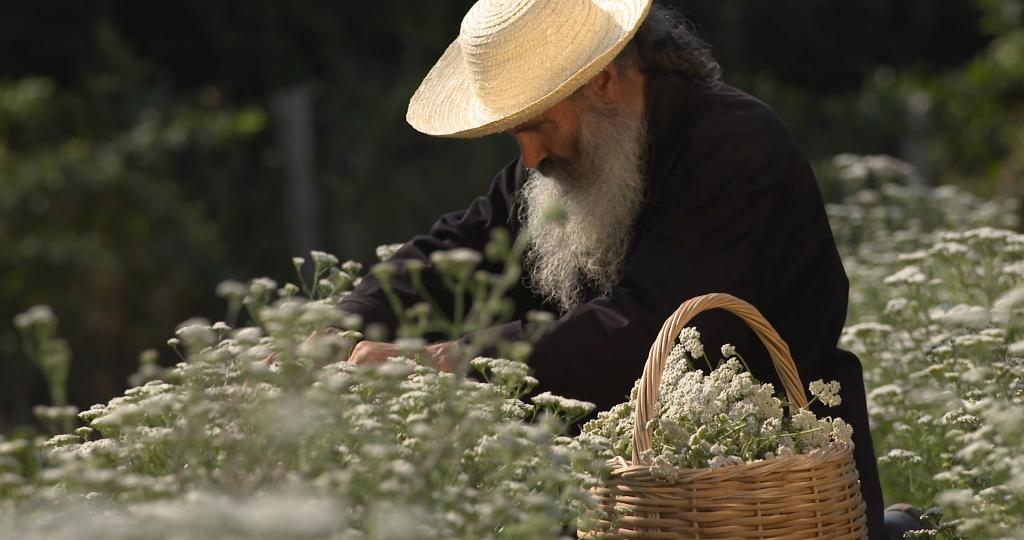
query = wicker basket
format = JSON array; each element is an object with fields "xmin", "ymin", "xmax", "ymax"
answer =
[{"xmin": 578, "ymin": 293, "xmax": 867, "ymax": 539}]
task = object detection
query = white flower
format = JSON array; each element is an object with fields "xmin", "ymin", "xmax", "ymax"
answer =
[
  {"xmin": 660, "ymin": 344, "xmax": 692, "ymax": 396},
  {"xmin": 233, "ymin": 327, "xmax": 263, "ymax": 345},
  {"xmin": 830, "ymin": 418, "xmax": 854, "ymax": 445},
  {"xmin": 896, "ymin": 250, "xmax": 928, "ymax": 262},
  {"xmin": 843, "ymin": 321, "xmax": 894, "ymax": 336},
  {"xmin": 927, "ymin": 304, "xmax": 990, "ymax": 329},
  {"xmin": 174, "ymin": 324, "xmax": 217, "ymax": 350},
  {"xmin": 249, "ymin": 277, "xmax": 278, "ymax": 295},
  {"xmin": 707, "ymin": 455, "xmax": 744, "ymax": 469},
  {"xmin": 649, "ymin": 454, "xmax": 678, "ymax": 481},
  {"xmin": 531, "ymin": 392, "xmax": 595, "ymax": 419},
  {"xmin": 374, "ymin": 244, "xmax": 403, "ymax": 262},
  {"xmin": 720, "ymin": 343, "xmax": 736, "ymax": 358},
  {"xmin": 879, "ymin": 448, "xmax": 923, "ymax": 466},
  {"xmin": 963, "ymin": 226, "xmax": 1014, "ymax": 242},
  {"xmin": 935, "ymin": 488, "xmax": 976, "ymax": 509},
  {"xmin": 215, "ymin": 279, "xmax": 247, "ymax": 299},
  {"xmin": 883, "ymin": 265, "xmax": 927, "ymax": 285},
  {"xmin": 775, "ymin": 437, "xmax": 795, "ymax": 457},
  {"xmin": 868, "ymin": 384, "xmax": 902, "ymax": 401},
  {"xmin": 677, "ymin": 327, "xmax": 703, "ymax": 358},
  {"xmin": 992, "ymin": 286, "xmax": 1024, "ymax": 324},
  {"xmin": 430, "ymin": 248, "xmax": 483, "ymax": 279},
  {"xmin": 927, "ymin": 241, "xmax": 968, "ymax": 256},
  {"xmin": 883, "ymin": 297, "xmax": 910, "ymax": 316},
  {"xmin": 809, "ymin": 380, "xmax": 842, "ymax": 407},
  {"xmin": 310, "ymin": 250, "xmax": 339, "ymax": 268},
  {"xmin": 13, "ymin": 305, "xmax": 56, "ymax": 330},
  {"xmin": 1004, "ymin": 260, "xmax": 1024, "ymax": 277},
  {"xmin": 791, "ymin": 409, "xmax": 830, "ymax": 450}
]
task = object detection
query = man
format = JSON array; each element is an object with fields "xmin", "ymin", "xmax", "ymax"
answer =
[{"xmin": 339, "ymin": 0, "xmax": 890, "ymax": 537}]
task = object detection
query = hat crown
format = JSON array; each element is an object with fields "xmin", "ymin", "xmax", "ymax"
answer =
[{"xmin": 459, "ymin": 0, "xmax": 616, "ymax": 117}]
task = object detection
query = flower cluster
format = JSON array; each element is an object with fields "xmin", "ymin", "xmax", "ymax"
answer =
[{"xmin": 577, "ymin": 331, "xmax": 851, "ymax": 479}]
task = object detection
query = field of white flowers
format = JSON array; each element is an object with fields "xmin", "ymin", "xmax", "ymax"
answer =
[
  {"xmin": 1, "ymin": 153, "xmax": 1022, "ymax": 539},
  {"xmin": 826, "ymin": 155, "xmax": 1024, "ymax": 538}
]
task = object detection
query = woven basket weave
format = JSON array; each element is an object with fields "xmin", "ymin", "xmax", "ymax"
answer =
[{"xmin": 577, "ymin": 293, "xmax": 867, "ymax": 539}]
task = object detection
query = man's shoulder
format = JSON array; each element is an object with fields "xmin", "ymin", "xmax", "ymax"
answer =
[
  {"xmin": 649, "ymin": 72, "xmax": 799, "ymax": 154},
  {"xmin": 644, "ymin": 73, "xmax": 815, "ymax": 206}
]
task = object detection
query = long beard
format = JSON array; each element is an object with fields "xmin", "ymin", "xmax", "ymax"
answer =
[{"xmin": 518, "ymin": 101, "xmax": 648, "ymax": 313}]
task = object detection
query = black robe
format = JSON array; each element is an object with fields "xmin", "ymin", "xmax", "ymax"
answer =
[{"xmin": 340, "ymin": 71, "xmax": 886, "ymax": 538}]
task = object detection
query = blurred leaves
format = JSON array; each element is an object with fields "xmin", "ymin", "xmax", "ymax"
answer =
[{"xmin": 0, "ymin": 27, "xmax": 275, "ymax": 430}]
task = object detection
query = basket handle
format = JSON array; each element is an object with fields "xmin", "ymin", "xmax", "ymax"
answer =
[{"xmin": 631, "ymin": 293, "xmax": 809, "ymax": 463}]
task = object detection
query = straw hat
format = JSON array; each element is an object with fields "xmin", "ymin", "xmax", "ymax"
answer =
[{"xmin": 407, "ymin": 0, "xmax": 653, "ymax": 138}]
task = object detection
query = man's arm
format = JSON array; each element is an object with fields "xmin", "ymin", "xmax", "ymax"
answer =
[{"xmin": 338, "ymin": 159, "xmax": 524, "ymax": 341}]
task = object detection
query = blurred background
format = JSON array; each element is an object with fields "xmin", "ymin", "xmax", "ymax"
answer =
[{"xmin": 1, "ymin": 0, "xmax": 1021, "ymax": 431}]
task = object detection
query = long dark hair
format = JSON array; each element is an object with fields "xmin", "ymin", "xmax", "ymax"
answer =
[{"xmin": 615, "ymin": 3, "xmax": 722, "ymax": 83}]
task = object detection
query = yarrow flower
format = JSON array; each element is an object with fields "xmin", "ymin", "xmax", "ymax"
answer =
[
  {"xmin": 883, "ymin": 265, "xmax": 927, "ymax": 285},
  {"xmin": 310, "ymin": 250, "xmax": 340, "ymax": 268},
  {"xmin": 677, "ymin": 327, "xmax": 704, "ymax": 359},
  {"xmin": 809, "ymin": 380, "xmax": 842, "ymax": 407},
  {"xmin": 532, "ymin": 392, "xmax": 596, "ymax": 420},
  {"xmin": 581, "ymin": 335, "xmax": 850, "ymax": 475}
]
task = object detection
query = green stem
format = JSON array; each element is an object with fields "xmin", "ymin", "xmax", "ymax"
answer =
[
  {"xmin": 409, "ymin": 267, "xmax": 449, "ymax": 326},
  {"xmin": 377, "ymin": 275, "xmax": 410, "ymax": 330}
]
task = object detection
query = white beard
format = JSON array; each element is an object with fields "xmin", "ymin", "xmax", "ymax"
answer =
[{"xmin": 518, "ymin": 100, "xmax": 648, "ymax": 313}]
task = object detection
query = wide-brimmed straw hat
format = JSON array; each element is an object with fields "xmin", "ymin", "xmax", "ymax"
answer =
[{"xmin": 407, "ymin": 0, "xmax": 653, "ymax": 139}]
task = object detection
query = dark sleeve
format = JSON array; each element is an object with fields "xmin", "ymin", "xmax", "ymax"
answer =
[
  {"xmin": 526, "ymin": 116, "xmax": 848, "ymax": 415},
  {"xmin": 338, "ymin": 160, "xmax": 523, "ymax": 338}
]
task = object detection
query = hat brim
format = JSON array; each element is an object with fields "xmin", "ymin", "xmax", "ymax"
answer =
[{"xmin": 407, "ymin": 0, "xmax": 653, "ymax": 139}]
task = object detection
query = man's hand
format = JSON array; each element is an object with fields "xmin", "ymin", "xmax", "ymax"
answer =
[{"xmin": 348, "ymin": 340, "xmax": 458, "ymax": 373}]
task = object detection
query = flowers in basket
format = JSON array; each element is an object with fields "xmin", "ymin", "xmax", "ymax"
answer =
[{"xmin": 577, "ymin": 327, "xmax": 853, "ymax": 479}]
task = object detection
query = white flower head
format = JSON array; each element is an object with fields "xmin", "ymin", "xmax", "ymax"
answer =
[
  {"xmin": 13, "ymin": 305, "xmax": 56, "ymax": 330},
  {"xmin": 927, "ymin": 304, "xmax": 990, "ymax": 329},
  {"xmin": 174, "ymin": 324, "xmax": 217, "ymax": 350},
  {"xmin": 310, "ymin": 250, "xmax": 340, "ymax": 268},
  {"xmin": 809, "ymin": 380, "xmax": 842, "ymax": 408},
  {"xmin": 830, "ymin": 418, "xmax": 854, "ymax": 445},
  {"xmin": 215, "ymin": 279, "xmax": 247, "ymax": 299},
  {"xmin": 883, "ymin": 265, "xmax": 927, "ymax": 285},
  {"xmin": 374, "ymin": 243, "xmax": 404, "ymax": 262}
]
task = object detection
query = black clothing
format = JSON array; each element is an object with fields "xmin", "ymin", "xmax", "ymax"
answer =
[{"xmin": 339, "ymin": 72, "xmax": 886, "ymax": 538}]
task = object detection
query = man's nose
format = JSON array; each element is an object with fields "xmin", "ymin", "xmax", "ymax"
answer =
[{"xmin": 516, "ymin": 139, "xmax": 550, "ymax": 170}]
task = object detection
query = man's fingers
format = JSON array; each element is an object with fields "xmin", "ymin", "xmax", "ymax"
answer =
[
  {"xmin": 346, "ymin": 341, "xmax": 390, "ymax": 366},
  {"xmin": 345, "ymin": 340, "xmax": 456, "ymax": 372}
]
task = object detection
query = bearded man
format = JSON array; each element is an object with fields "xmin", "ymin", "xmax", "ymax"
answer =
[{"xmin": 338, "ymin": 1, "xmax": 892, "ymax": 537}]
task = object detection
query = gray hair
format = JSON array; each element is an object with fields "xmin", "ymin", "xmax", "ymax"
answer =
[{"xmin": 615, "ymin": 4, "xmax": 722, "ymax": 83}]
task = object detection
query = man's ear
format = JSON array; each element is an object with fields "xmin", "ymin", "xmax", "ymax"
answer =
[{"xmin": 584, "ymin": 64, "xmax": 622, "ymax": 105}]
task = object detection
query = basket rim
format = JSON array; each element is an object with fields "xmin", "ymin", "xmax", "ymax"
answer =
[{"xmin": 606, "ymin": 441, "xmax": 856, "ymax": 479}]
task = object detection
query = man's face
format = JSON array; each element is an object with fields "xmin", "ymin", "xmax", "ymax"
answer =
[
  {"xmin": 515, "ymin": 90, "xmax": 648, "ymax": 313},
  {"xmin": 508, "ymin": 97, "xmax": 587, "ymax": 182}
]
